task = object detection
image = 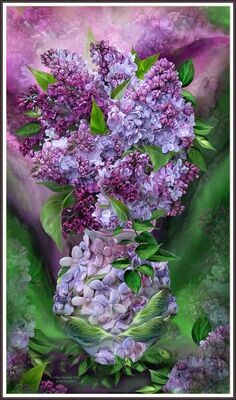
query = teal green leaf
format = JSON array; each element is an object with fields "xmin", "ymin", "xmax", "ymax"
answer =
[
  {"xmin": 136, "ymin": 384, "xmax": 162, "ymax": 394},
  {"xmin": 40, "ymin": 189, "xmax": 75, "ymax": 250},
  {"xmin": 132, "ymin": 288, "xmax": 169, "ymax": 324},
  {"xmin": 136, "ymin": 243, "xmax": 161, "ymax": 259},
  {"xmin": 123, "ymin": 316, "xmax": 166, "ymax": 342},
  {"xmin": 111, "ymin": 78, "xmax": 130, "ymax": 99},
  {"xmin": 188, "ymin": 147, "xmax": 207, "ymax": 172},
  {"xmin": 16, "ymin": 122, "xmax": 41, "ymax": 137},
  {"xmin": 182, "ymin": 90, "xmax": 197, "ymax": 106},
  {"xmin": 39, "ymin": 181, "xmax": 74, "ymax": 193},
  {"xmin": 124, "ymin": 270, "xmax": 141, "ymax": 294},
  {"xmin": 133, "ymin": 219, "xmax": 154, "ymax": 231},
  {"xmin": 108, "ymin": 195, "xmax": 129, "ymax": 222},
  {"xmin": 148, "ymin": 248, "xmax": 180, "ymax": 262},
  {"xmin": 178, "ymin": 59, "xmax": 194, "ymax": 87},
  {"xmin": 21, "ymin": 362, "xmax": 47, "ymax": 393},
  {"xmin": 150, "ymin": 209, "xmax": 166, "ymax": 220},
  {"xmin": 143, "ymin": 145, "xmax": 173, "ymax": 171},
  {"xmin": 27, "ymin": 66, "xmax": 56, "ymax": 91},
  {"xmin": 135, "ymin": 231, "xmax": 157, "ymax": 245},
  {"xmin": 195, "ymin": 136, "xmax": 216, "ymax": 151},
  {"xmin": 66, "ymin": 316, "xmax": 112, "ymax": 346},
  {"xmin": 192, "ymin": 315, "xmax": 211, "ymax": 345},
  {"xmin": 137, "ymin": 264, "xmax": 154, "ymax": 278},
  {"xmin": 90, "ymin": 100, "xmax": 108, "ymax": 135},
  {"xmin": 194, "ymin": 119, "xmax": 214, "ymax": 136},
  {"xmin": 112, "ymin": 258, "xmax": 131, "ymax": 269}
]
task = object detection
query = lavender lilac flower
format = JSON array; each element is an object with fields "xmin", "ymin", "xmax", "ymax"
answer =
[
  {"xmin": 40, "ymin": 380, "xmax": 68, "ymax": 394},
  {"xmin": 17, "ymin": 41, "xmax": 199, "ymax": 235},
  {"xmin": 53, "ymin": 230, "xmax": 177, "ymax": 364},
  {"xmin": 163, "ymin": 325, "xmax": 229, "ymax": 394}
]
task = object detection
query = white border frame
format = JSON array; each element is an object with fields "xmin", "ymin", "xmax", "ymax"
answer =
[{"xmin": 2, "ymin": 2, "xmax": 234, "ymax": 398}]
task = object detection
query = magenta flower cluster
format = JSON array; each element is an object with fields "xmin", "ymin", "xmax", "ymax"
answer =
[{"xmin": 17, "ymin": 40, "xmax": 199, "ymax": 236}]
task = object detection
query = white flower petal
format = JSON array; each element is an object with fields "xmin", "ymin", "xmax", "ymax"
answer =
[
  {"xmin": 71, "ymin": 246, "xmax": 82, "ymax": 259},
  {"xmin": 59, "ymin": 257, "xmax": 73, "ymax": 267},
  {"xmin": 113, "ymin": 304, "xmax": 127, "ymax": 314}
]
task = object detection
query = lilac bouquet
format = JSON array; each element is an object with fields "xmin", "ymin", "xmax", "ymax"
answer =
[{"xmin": 16, "ymin": 40, "xmax": 214, "ymax": 364}]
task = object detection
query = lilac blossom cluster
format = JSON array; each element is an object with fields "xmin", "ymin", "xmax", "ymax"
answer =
[
  {"xmin": 53, "ymin": 230, "xmax": 177, "ymax": 363},
  {"xmin": 40, "ymin": 380, "xmax": 68, "ymax": 394},
  {"xmin": 17, "ymin": 41, "xmax": 199, "ymax": 236},
  {"xmin": 163, "ymin": 325, "xmax": 229, "ymax": 394}
]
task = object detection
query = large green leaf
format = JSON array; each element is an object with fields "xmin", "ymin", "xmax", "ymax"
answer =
[
  {"xmin": 90, "ymin": 100, "xmax": 108, "ymax": 135},
  {"xmin": 194, "ymin": 119, "xmax": 213, "ymax": 136},
  {"xmin": 27, "ymin": 66, "xmax": 56, "ymax": 91},
  {"xmin": 16, "ymin": 122, "xmax": 41, "ymax": 137},
  {"xmin": 66, "ymin": 316, "xmax": 113, "ymax": 346},
  {"xmin": 137, "ymin": 264, "xmax": 154, "ymax": 278},
  {"xmin": 40, "ymin": 189, "xmax": 75, "ymax": 250},
  {"xmin": 123, "ymin": 316, "xmax": 167, "ymax": 342},
  {"xmin": 188, "ymin": 147, "xmax": 207, "ymax": 172},
  {"xmin": 21, "ymin": 362, "xmax": 47, "ymax": 393},
  {"xmin": 132, "ymin": 48, "xmax": 160, "ymax": 79},
  {"xmin": 195, "ymin": 136, "xmax": 216, "ymax": 151},
  {"xmin": 135, "ymin": 231, "xmax": 157, "ymax": 245},
  {"xmin": 132, "ymin": 219, "xmax": 154, "ymax": 231},
  {"xmin": 136, "ymin": 243, "xmax": 161, "ymax": 259},
  {"xmin": 132, "ymin": 288, "xmax": 169, "ymax": 324}
]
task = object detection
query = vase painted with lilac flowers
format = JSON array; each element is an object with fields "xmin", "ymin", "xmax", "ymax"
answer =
[{"xmin": 53, "ymin": 228, "xmax": 177, "ymax": 365}]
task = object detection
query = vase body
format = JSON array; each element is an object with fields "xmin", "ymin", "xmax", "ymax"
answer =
[{"xmin": 53, "ymin": 229, "xmax": 177, "ymax": 365}]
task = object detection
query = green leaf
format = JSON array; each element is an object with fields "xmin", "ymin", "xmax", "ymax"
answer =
[
  {"xmin": 182, "ymin": 90, "xmax": 197, "ymax": 106},
  {"xmin": 66, "ymin": 316, "xmax": 112, "ymax": 346},
  {"xmin": 16, "ymin": 122, "xmax": 41, "ymax": 137},
  {"xmin": 178, "ymin": 59, "xmax": 195, "ymax": 87},
  {"xmin": 114, "ymin": 371, "xmax": 121, "ymax": 386},
  {"xmin": 148, "ymin": 248, "xmax": 180, "ymax": 262},
  {"xmin": 111, "ymin": 78, "xmax": 131, "ymax": 99},
  {"xmin": 101, "ymin": 376, "xmax": 114, "ymax": 389},
  {"xmin": 39, "ymin": 181, "xmax": 74, "ymax": 193},
  {"xmin": 118, "ymin": 239, "xmax": 133, "ymax": 245},
  {"xmin": 107, "ymin": 195, "xmax": 129, "ymax": 222},
  {"xmin": 188, "ymin": 148, "xmax": 207, "ymax": 172},
  {"xmin": 21, "ymin": 362, "xmax": 47, "ymax": 393},
  {"xmin": 123, "ymin": 366, "xmax": 133, "ymax": 376},
  {"xmin": 40, "ymin": 189, "xmax": 75, "ymax": 250},
  {"xmin": 132, "ymin": 48, "xmax": 160, "ymax": 80},
  {"xmin": 112, "ymin": 258, "xmax": 131, "ymax": 269},
  {"xmin": 195, "ymin": 136, "xmax": 216, "ymax": 151},
  {"xmin": 85, "ymin": 273, "xmax": 106, "ymax": 285},
  {"xmin": 137, "ymin": 264, "xmax": 154, "ymax": 278},
  {"xmin": 150, "ymin": 209, "xmax": 166, "ymax": 221},
  {"xmin": 132, "ymin": 288, "xmax": 169, "ymax": 324},
  {"xmin": 142, "ymin": 345, "xmax": 172, "ymax": 365},
  {"xmin": 112, "ymin": 226, "xmax": 123, "ymax": 236},
  {"xmin": 192, "ymin": 315, "xmax": 211, "ymax": 345},
  {"xmin": 136, "ymin": 384, "xmax": 162, "ymax": 394},
  {"xmin": 57, "ymin": 266, "xmax": 70, "ymax": 284},
  {"xmin": 142, "ymin": 145, "xmax": 173, "ymax": 171},
  {"xmin": 135, "ymin": 231, "xmax": 157, "ymax": 245},
  {"xmin": 123, "ymin": 315, "xmax": 166, "ymax": 342},
  {"xmin": 150, "ymin": 369, "xmax": 169, "ymax": 385},
  {"xmin": 27, "ymin": 66, "xmax": 56, "ymax": 91},
  {"xmin": 194, "ymin": 119, "xmax": 214, "ymax": 136},
  {"xmin": 24, "ymin": 110, "xmax": 41, "ymax": 118},
  {"xmin": 78, "ymin": 359, "xmax": 90, "ymax": 377},
  {"xmin": 133, "ymin": 219, "xmax": 154, "ymax": 231},
  {"xmin": 136, "ymin": 243, "xmax": 161, "ymax": 259},
  {"xmin": 134, "ymin": 362, "xmax": 146, "ymax": 372},
  {"xmin": 124, "ymin": 270, "xmax": 141, "ymax": 294},
  {"xmin": 90, "ymin": 100, "xmax": 108, "ymax": 135}
]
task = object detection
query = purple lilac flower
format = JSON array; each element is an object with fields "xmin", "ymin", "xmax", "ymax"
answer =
[
  {"xmin": 163, "ymin": 325, "xmax": 229, "ymax": 394},
  {"xmin": 40, "ymin": 380, "xmax": 68, "ymax": 394}
]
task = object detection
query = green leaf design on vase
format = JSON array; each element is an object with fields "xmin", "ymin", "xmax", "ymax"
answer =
[{"xmin": 132, "ymin": 288, "xmax": 169, "ymax": 324}]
